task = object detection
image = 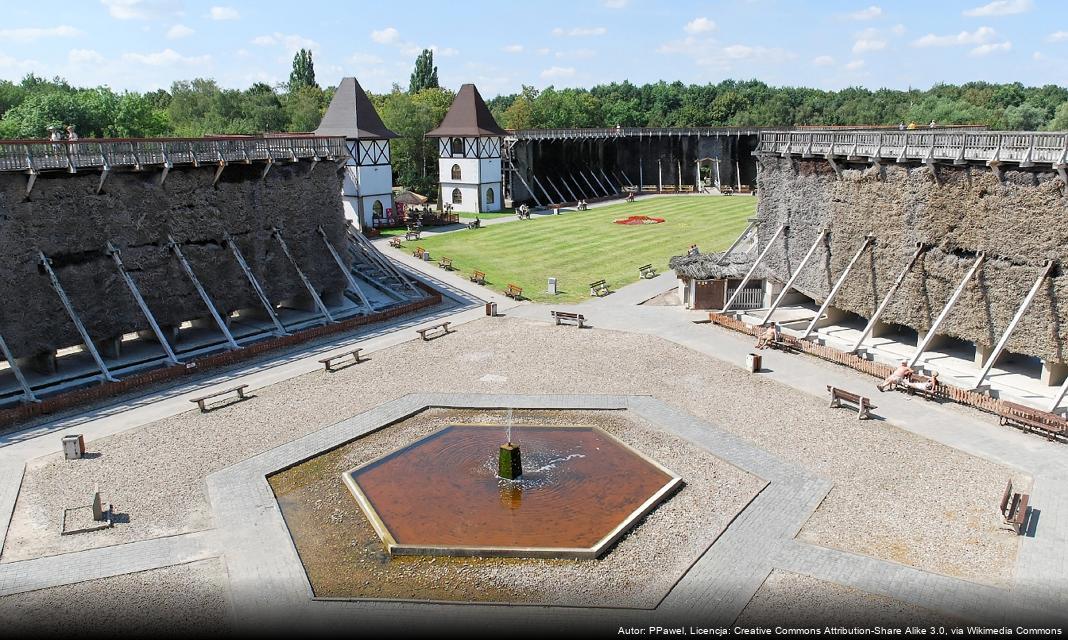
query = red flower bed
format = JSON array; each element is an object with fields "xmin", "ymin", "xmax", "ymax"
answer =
[{"xmin": 613, "ymin": 215, "xmax": 665, "ymax": 225}]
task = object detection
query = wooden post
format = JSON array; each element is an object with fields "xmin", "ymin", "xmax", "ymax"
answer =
[
  {"xmin": 761, "ymin": 229, "xmax": 828, "ymax": 325},
  {"xmin": 167, "ymin": 237, "xmax": 240, "ymax": 351},
  {"xmin": 272, "ymin": 229, "xmax": 334, "ymax": 324},
  {"xmin": 849, "ymin": 244, "xmax": 926, "ymax": 353},
  {"xmin": 800, "ymin": 236, "xmax": 874, "ymax": 340},
  {"xmin": 722, "ymin": 224, "xmax": 787, "ymax": 313},
  {"xmin": 909, "ymin": 253, "xmax": 985, "ymax": 368},
  {"xmin": 975, "ymin": 261, "xmax": 1053, "ymax": 390}
]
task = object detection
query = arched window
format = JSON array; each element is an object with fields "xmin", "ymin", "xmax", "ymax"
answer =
[
  {"xmin": 451, "ymin": 164, "xmax": 461, "ymax": 180},
  {"xmin": 485, "ymin": 187, "xmax": 495, "ymax": 204},
  {"xmin": 372, "ymin": 200, "xmax": 384, "ymax": 218},
  {"xmin": 450, "ymin": 137, "xmax": 464, "ymax": 156},
  {"xmin": 451, "ymin": 188, "xmax": 463, "ymax": 204}
]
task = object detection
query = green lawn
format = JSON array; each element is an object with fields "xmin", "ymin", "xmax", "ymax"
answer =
[
  {"xmin": 405, "ymin": 196, "xmax": 755, "ymax": 303},
  {"xmin": 457, "ymin": 208, "xmax": 516, "ymax": 220}
]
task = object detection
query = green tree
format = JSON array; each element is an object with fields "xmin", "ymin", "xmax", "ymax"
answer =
[
  {"xmin": 1003, "ymin": 103, "xmax": 1047, "ymax": 131},
  {"xmin": 283, "ymin": 85, "xmax": 326, "ymax": 132},
  {"xmin": 289, "ymin": 49, "xmax": 318, "ymax": 91},
  {"xmin": 409, "ymin": 49, "xmax": 439, "ymax": 93}
]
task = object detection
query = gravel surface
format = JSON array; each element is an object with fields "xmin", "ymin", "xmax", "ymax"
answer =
[
  {"xmin": 0, "ymin": 559, "xmax": 230, "ymax": 636},
  {"xmin": 735, "ymin": 569, "xmax": 960, "ymax": 627},
  {"xmin": 4, "ymin": 316, "xmax": 1022, "ymax": 589},
  {"xmin": 269, "ymin": 408, "xmax": 762, "ymax": 608}
]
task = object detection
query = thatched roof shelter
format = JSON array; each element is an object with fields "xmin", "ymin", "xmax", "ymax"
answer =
[
  {"xmin": 668, "ymin": 250, "xmax": 757, "ymax": 280},
  {"xmin": 394, "ymin": 190, "xmax": 429, "ymax": 205}
]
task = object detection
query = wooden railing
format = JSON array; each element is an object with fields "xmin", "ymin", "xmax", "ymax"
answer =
[
  {"xmin": 0, "ymin": 134, "xmax": 347, "ymax": 173},
  {"xmin": 758, "ymin": 130, "xmax": 1068, "ymax": 166}
]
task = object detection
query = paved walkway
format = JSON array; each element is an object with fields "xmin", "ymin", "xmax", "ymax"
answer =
[{"xmin": 0, "ymin": 244, "xmax": 1065, "ymax": 630}]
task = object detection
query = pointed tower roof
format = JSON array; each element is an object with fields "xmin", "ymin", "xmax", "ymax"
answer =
[
  {"xmin": 426, "ymin": 84, "xmax": 507, "ymax": 138},
  {"xmin": 315, "ymin": 77, "xmax": 397, "ymax": 140}
]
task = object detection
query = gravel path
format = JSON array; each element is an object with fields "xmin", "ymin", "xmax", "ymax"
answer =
[
  {"xmin": 4, "ymin": 317, "xmax": 1022, "ymax": 588},
  {"xmin": 269, "ymin": 408, "xmax": 762, "ymax": 608},
  {"xmin": 735, "ymin": 569, "xmax": 960, "ymax": 627},
  {"xmin": 0, "ymin": 559, "xmax": 230, "ymax": 636}
]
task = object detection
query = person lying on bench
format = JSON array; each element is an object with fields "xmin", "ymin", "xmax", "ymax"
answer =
[
  {"xmin": 905, "ymin": 371, "xmax": 939, "ymax": 393},
  {"xmin": 877, "ymin": 361, "xmax": 914, "ymax": 392},
  {"xmin": 755, "ymin": 323, "xmax": 781, "ymax": 350}
]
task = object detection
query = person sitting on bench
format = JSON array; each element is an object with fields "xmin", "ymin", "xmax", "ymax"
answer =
[
  {"xmin": 625, "ymin": 192, "xmax": 635, "ymax": 202},
  {"xmin": 755, "ymin": 323, "xmax": 781, "ymax": 350},
  {"xmin": 906, "ymin": 371, "xmax": 939, "ymax": 393},
  {"xmin": 877, "ymin": 361, "xmax": 914, "ymax": 392},
  {"xmin": 468, "ymin": 217, "xmax": 481, "ymax": 229}
]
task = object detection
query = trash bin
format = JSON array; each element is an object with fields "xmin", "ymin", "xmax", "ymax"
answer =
[
  {"xmin": 62, "ymin": 434, "xmax": 85, "ymax": 460},
  {"xmin": 746, "ymin": 353, "xmax": 762, "ymax": 373},
  {"xmin": 486, "ymin": 302, "xmax": 497, "ymax": 317},
  {"xmin": 548, "ymin": 277, "xmax": 557, "ymax": 295}
]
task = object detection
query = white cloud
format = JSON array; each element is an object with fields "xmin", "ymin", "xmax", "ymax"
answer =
[
  {"xmin": 68, "ymin": 49, "xmax": 105, "ymax": 64},
  {"xmin": 250, "ymin": 33, "xmax": 319, "ymax": 53},
  {"xmin": 722, "ymin": 44, "xmax": 794, "ymax": 62},
  {"xmin": 849, "ymin": 6, "xmax": 883, "ymax": 20},
  {"xmin": 349, "ymin": 52, "xmax": 383, "ymax": 65},
  {"xmin": 1048, "ymin": 31, "xmax": 1068, "ymax": 42},
  {"xmin": 684, "ymin": 17, "xmax": 716, "ymax": 34},
  {"xmin": 100, "ymin": 0, "xmax": 181, "ymax": 21},
  {"xmin": 503, "ymin": 44, "xmax": 524, "ymax": 53},
  {"xmin": 122, "ymin": 48, "xmax": 212, "ymax": 66},
  {"xmin": 166, "ymin": 24, "xmax": 194, "ymax": 39},
  {"xmin": 0, "ymin": 53, "xmax": 40, "ymax": 72},
  {"xmin": 812, "ymin": 55, "xmax": 835, "ymax": 67},
  {"xmin": 371, "ymin": 27, "xmax": 400, "ymax": 44},
  {"xmin": 0, "ymin": 26, "xmax": 82, "ymax": 42},
  {"xmin": 913, "ymin": 26, "xmax": 997, "ymax": 47},
  {"xmin": 555, "ymin": 48, "xmax": 596, "ymax": 59},
  {"xmin": 535, "ymin": 47, "xmax": 551, "ymax": 55},
  {"xmin": 251, "ymin": 35, "xmax": 276, "ymax": 46},
  {"xmin": 963, "ymin": 0, "xmax": 1032, "ymax": 17},
  {"xmin": 208, "ymin": 6, "xmax": 239, "ymax": 20},
  {"xmin": 602, "ymin": 0, "xmax": 628, "ymax": 7},
  {"xmin": 540, "ymin": 66, "xmax": 576, "ymax": 79},
  {"xmin": 853, "ymin": 39, "xmax": 886, "ymax": 53},
  {"xmin": 971, "ymin": 41, "xmax": 1012, "ymax": 55},
  {"xmin": 551, "ymin": 27, "xmax": 607, "ymax": 37},
  {"xmin": 657, "ymin": 37, "xmax": 795, "ymax": 67},
  {"xmin": 845, "ymin": 59, "xmax": 866, "ymax": 70},
  {"xmin": 891, "ymin": 24, "xmax": 906, "ymax": 36}
]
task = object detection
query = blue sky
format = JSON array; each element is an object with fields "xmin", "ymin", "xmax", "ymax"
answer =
[{"xmin": 0, "ymin": 0, "xmax": 1065, "ymax": 96}]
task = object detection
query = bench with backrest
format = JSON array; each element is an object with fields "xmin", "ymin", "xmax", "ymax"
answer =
[
  {"xmin": 416, "ymin": 322, "xmax": 452, "ymax": 341},
  {"xmin": 389, "ymin": 237, "xmax": 402, "ymax": 248},
  {"xmin": 504, "ymin": 283, "xmax": 523, "ymax": 299},
  {"xmin": 470, "ymin": 269, "xmax": 486, "ymax": 285},
  {"xmin": 996, "ymin": 400, "xmax": 1067, "ymax": 441},
  {"xmin": 517, "ymin": 209, "xmax": 532, "ymax": 220},
  {"xmin": 767, "ymin": 336, "xmax": 801, "ymax": 353},
  {"xmin": 438, "ymin": 256, "xmax": 453, "ymax": 270},
  {"xmin": 412, "ymin": 246, "xmax": 426, "ymax": 259},
  {"xmin": 589, "ymin": 279, "xmax": 610, "ymax": 297},
  {"xmin": 720, "ymin": 186, "xmax": 734, "ymax": 195},
  {"xmin": 738, "ymin": 185, "xmax": 752, "ymax": 194},
  {"xmin": 551, "ymin": 310, "xmax": 585, "ymax": 328},
  {"xmin": 318, "ymin": 348, "xmax": 363, "ymax": 372},
  {"xmin": 405, "ymin": 230, "xmax": 421, "ymax": 241},
  {"xmin": 638, "ymin": 264, "xmax": 657, "ymax": 279},
  {"xmin": 827, "ymin": 385, "xmax": 874, "ymax": 420},
  {"xmin": 1000, "ymin": 479, "xmax": 1030, "ymax": 535},
  {"xmin": 190, "ymin": 384, "xmax": 250, "ymax": 412},
  {"xmin": 892, "ymin": 372, "xmax": 942, "ymax": 400}
]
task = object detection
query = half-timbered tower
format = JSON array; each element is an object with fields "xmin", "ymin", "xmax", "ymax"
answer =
[
  {"xmin": 426, "ymin": 84, "xmax": 506, "ymax": 213},
  {"xmin": 316, "ymin": 77, "xmax": 397, "ymax": 228}
]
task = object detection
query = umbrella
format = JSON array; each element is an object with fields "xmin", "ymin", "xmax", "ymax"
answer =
[{"xmin": 394, "ymin": 190, "xmax": 428, "ymax": 205}]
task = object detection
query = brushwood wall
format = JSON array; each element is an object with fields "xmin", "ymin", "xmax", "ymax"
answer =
[
  {"xmin": 0, "ymin": 160, "xmax": 348, "ymax": 359},
  {"xmin": 755, "ymin": 155, "xmax": 1068, "ymax": 364}
]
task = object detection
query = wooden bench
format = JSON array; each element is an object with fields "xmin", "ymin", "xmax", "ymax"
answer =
[
  {"xmin": 996, "ymin": 400, "xmax": 1067, "ymax": 441},
  {"xmin": 504, "ymin": 283, "xmax": 523, "ymax": 299},
  {"xmin": 318, "ymin": 349, "xmax": 363, "ymax": 372},
  {"xmin": 738, "ymin": 185, "xmax": 752, "ymax": 194},
  {"xmin": 416, "ymin": 322, "xmax": 452, "ymax": 341},
  {"xmin": 892, "ymin": 373, "xmax": 942, "ymax": 400},
  {"xmin": 389, "ymin": 237, "xmax": 402, "ymax": 248},
  {"xmin": 470, "ymin": 270, "xmax": 486, "ymax": 285},
  {"xmin": 1000, "ymin": 479, "xmax": 1030, "ymax": 535},
  {"xmin": 720, "ymin": 186, "xmax": 734, "ymax": 195},
  {"xmin": 767, "ymin": 338, "xmax": 801, "ymax": 353},
  {"xmin": 827, "ymin": 385, "xmax": 874, "ymax": 420},
  {"xmin": 551, "ymin": 310, "xmax": 585, "ymax": 328},
  {"xmin": 589, "ymin": 279, "xmax": 610, "ymax": 297},
  {"xmin": 190, "ymin": 384, "xmax": 249, "ymax": 412},
  {"xmin": 638, "ymin": 264, "xmax": 657, "ymax": 279},
  {"xmin": 405, "ymin": 230, "xmax": 421, "ymax": 241},
  {"xmin": 412, "ymin": 246, "xmax": 426, "ymax": 259},
  {"xmin": 438, "ymin": 256, "xmax": 453, "ymax": 270}
]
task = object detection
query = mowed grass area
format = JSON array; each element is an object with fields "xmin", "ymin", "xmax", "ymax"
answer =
[{"xmin": 407, "ymin": 196, "xmax": 755, "ymax": 303}]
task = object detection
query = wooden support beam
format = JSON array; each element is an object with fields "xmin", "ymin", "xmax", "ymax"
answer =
[
  {"xmin": 272, "ymin": 229, "xmax": 334, "ymax": 323},
  {"xmin": 718, "ymin": 221, "xmax": 758, "ymax": 265},
  {"xmin": 722, "ymin": 224, "xmax": 787, "ymax": 313},
  {"xmin": 761, "ymin": 229, "xmax": 829, "ymax": 325},
  {"xmin": 975, "ymin": 260, "xmax": 1054, "ymax": 390},
  {"xmin": 224, "ymin": 235, "xmax": 289, "ymax": 336},
  {"xmin": 167, "ymin": 236, "xmax": 240, "ymax": 350},
  {"xmin": 511, "ymin": 168, "xmax": 542, "ymax": 207},
  {"xmin": 801, "ymin": 236, "xmax": 874, "ymax": 340},
  {"xmin": 25, "ymin": 171, "xmax": 37, "ymax": 198},
  {"xmin": 38, "ymin": 251, "xmax": 118, "ymax": 383},
  {"xmin": 544, "ymin": 175, "xmax": 567, "ymax": 203},
  {"xmin": 579, "ymin": 171, "xmax": 599, "ymax": 197},
  {"xmin": 107, "ymin": 242, "xmax": 181, "ymax": 365},
  {"xmin": 316, "ymin": 226, "xmax": 373, "ymax": 315},
  {"xmin": 909, "ymin": 253, "xmax": 985, "ymax": 368},
  {"xmin": 0, "ymin": 330, "xmax": 39, "ymax": 404},
  {"xmin": 849, "ymin": 244, "xmax": 927, "ymax": 353},
  {"xmin": 531, "ymin": 175, "xmax": 555, "ymax": 204},
  {"xmin": 212, "ymin": 161, "xmax": 227, "ymax": 186},
  {"xmin": 1051, "ymin": 369, "xmax": 1068, "ymax": 414}
]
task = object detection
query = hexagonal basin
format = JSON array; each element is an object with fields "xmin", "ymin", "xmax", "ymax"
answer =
[{"xmin": 343, "ymin": 425, "xmax": 681, "ymax": 558}]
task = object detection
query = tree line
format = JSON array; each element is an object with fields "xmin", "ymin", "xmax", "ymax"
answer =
[{"xmin": 3, "ymin": 48, "xmax": 1068, "ymax": 199}]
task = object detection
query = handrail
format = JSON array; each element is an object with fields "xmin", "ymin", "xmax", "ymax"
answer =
[
  {"xmin": 757, "ymin": 130, "xmax": 1068, "ymax": 166},
  {"xmin": 0, "ymin": 135, "xmax": 346, "ymax": 173}
]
